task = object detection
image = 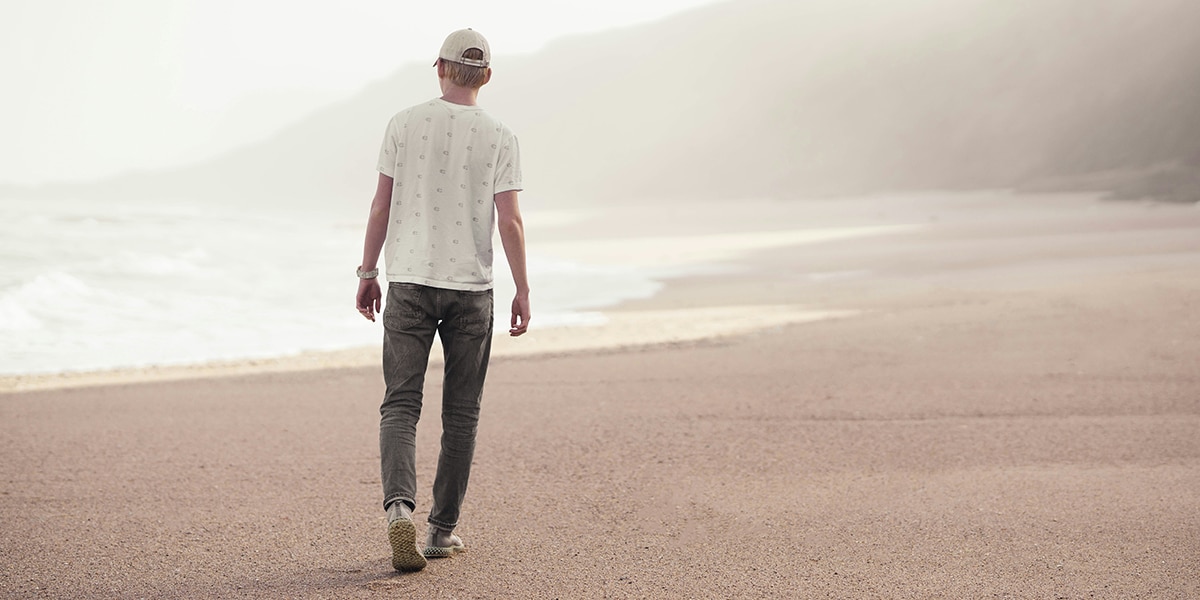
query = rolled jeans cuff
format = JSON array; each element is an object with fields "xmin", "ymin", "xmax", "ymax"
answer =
[
  {"xmin": 427, "ymin": 515, "xmax": 458, "ymax": 531},
  {"xmin": 384, "ymin": 495, "xmax": 415, "ymax": 512}
]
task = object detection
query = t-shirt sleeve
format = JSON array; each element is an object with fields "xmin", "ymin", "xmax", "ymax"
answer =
[
  {"xmin": 493, "ymin": 129, "xmax": 523, "ymax": 194},
  {"xmin": 376, "ymin": 115, "xmax": 401, "ymax": 178}
]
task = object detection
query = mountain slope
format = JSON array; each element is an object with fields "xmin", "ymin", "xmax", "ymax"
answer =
[{"xmin": 18, "ymin": 0, "xmax": 1200, "ymax": 207}]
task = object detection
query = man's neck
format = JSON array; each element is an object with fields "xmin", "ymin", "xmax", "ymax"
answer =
[{"xmin": 439, "ymin": 82, "xmax": 479, "ymax": 106}]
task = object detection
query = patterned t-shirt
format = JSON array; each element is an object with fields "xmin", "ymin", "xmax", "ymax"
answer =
[{"xmin": 377, "ymin": 98, "xmax": 522, "ymax": 291}]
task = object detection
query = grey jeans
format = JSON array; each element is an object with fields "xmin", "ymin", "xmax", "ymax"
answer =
[{"xmin": 379, "ymin": 282, "xmax": 493, "ymax": 531}]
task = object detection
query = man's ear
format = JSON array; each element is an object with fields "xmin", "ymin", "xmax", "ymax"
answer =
[
  {"xmin": 436, "ymin": 59, "xmax": 445, "ymax": 78},
  {"xmin": 482, "ymin": 67, "xmax": 492, "ymax": 86}
]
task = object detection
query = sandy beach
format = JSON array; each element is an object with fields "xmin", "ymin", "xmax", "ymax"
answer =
[{"xmin": 2, "ymin": 192, "xmax": 1198, "ymax": 599}]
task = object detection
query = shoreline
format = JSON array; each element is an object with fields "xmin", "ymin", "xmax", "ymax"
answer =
[
  {"xmin": 0, "ymin": 304, "xmax": 856, "ymax": 394},
  {"xmin": 8, "ymin": 189, "xmax": 1199, "ymax": 395}
]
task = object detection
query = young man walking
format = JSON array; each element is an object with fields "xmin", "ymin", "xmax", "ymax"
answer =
[{"xmin": 354, "ymin": 28, "xmax": 529, "ymax": 572}]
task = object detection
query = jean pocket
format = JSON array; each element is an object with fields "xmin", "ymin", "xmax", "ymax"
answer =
[
  {"xmin": 452, "ymin": 290, "xmax": 493, "ymax": 336},
  {"xmin": 383, "ymin": 284, "xmax": 427, "ymax": 330}
]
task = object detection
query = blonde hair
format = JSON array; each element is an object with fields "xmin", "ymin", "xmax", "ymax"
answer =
[{"xmin": 441, "ymin": 48, "xmax": 489, "ymax": 89}]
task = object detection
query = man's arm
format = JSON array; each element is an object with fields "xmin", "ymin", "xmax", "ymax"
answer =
[
  {"xmin": 356, "ymin": 173, "xmax": 393, "ymax": 322},
  {"xmin": 494, "ymin": 190, "xmax": 530, "ymax": 336}
]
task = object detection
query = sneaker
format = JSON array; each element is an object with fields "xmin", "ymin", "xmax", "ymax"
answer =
[
  {"xmin": 387, "ymin": 502, "xmax": 427, "ymax": 572},
  {"xmin": 424, "ymin": 525, "xmax": 466, "ymax": 558}
]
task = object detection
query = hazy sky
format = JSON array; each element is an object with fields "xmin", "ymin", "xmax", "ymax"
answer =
[{"xmin": 0, "ymin": 0, "xmax": 720, "ymax": 185}]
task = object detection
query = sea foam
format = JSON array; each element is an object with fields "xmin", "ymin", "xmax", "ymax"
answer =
[{"xmin": 0, "ymin": 199, "xmax": 664, "ymax": 375}]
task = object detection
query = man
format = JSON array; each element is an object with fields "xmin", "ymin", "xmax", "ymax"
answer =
[{"xmin": 355, "ymin": 28, "xmax": 529, "ymax": 572}]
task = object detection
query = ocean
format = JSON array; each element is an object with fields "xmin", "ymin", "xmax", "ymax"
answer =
[
  {"xmin": 0, "ymin": 197, "xmax": 661, "ymax": 375},
  {"xmin": 1, "ymin": 191, "xmax": 929, "ymax": 376}
]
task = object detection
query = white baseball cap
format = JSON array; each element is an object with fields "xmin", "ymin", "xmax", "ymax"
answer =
[{"xmin": 435, "ymin": 29, "xmax": 491, "ymax": 68}]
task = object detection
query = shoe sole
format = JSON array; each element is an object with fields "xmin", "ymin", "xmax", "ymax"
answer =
[
  {"xmin": 388, "ymin": 519, "xmax": 427, "ymax": 572},
  {"xmin": 423, "ymin": 544, "xmax": 466, "ymax": 559}
]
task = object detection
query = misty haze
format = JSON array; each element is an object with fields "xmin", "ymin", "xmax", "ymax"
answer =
[{"xmin": 5, "ymin": 0, "xmax": 1198, "ymax": 207}]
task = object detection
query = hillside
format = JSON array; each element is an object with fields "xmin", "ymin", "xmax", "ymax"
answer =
[{"xmin": 14, "ymin": 0, "xmax": 1200, "ymax": 208}]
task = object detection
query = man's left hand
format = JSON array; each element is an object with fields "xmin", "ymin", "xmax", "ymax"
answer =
[{"xmin": 356, "ymin": 278, "xmax": 382, "ymax": 322}]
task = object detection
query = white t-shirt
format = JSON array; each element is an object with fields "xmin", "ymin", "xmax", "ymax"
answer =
[{"xmin": 377, "ymin": 98, "xmax": 522, "ymax": 291}]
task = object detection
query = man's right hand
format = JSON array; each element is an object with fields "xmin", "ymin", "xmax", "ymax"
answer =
[
  {"xmin": 509, "ymin": 293, "xmax": 530, "ymax": 336},
  {"xmin": 357, "ymin": 278, "xmax": 382, "ymax": 322}
]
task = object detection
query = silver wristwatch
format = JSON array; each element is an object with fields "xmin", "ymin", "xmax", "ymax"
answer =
[{"xmin": 356, "ymin": 266, "xmax": 379, "ymax": 279}]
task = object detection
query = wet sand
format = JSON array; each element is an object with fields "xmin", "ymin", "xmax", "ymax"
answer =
[{"xmin": 2, "ymin": 192, "xmax": 1198, "ymax": 598}]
